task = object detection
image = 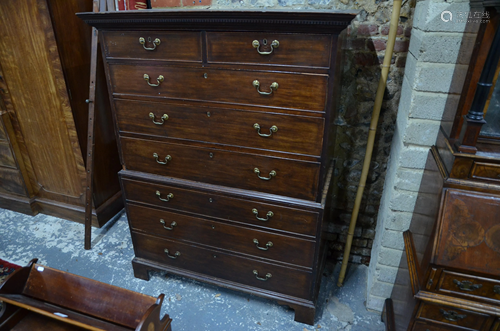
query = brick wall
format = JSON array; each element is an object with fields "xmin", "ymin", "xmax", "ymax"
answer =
[{"xmin": 366, "ymin": 0, "xmax": 479, "ymax": 312}]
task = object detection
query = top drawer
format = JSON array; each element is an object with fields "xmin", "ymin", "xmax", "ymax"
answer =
[
  {"xmin": 102, "ymin": 31, "xmax": 202, "ymax": 62},
  {"xmin": 207, "ymin": 32, "xmax": 332, "ymax": 68}
]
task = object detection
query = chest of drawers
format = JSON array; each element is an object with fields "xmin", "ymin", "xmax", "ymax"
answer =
[{"xmin": 78, "ymin": 10, "xmax": 355, "ymax": 325}]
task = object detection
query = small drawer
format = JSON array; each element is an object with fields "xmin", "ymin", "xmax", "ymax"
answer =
[
  {"xmin": 471, "ymin": 162, "xmax": 500, "ymax": 183},
  {"xmin": 0, "ymin": 167, "xmax": 26, "ymax": 196},
  {"xmin": 416, "ymin": 301, "xmax": 492, "ymax": 331},
  {"xmin": 131, "ymin": 232, "xmax": 313, "ymax": 300},
  {"xmin": 120, "ymin": 137, "xmax": 320, "ymax": 201},
  {"xmin": 207, "ymin": 32, "xmax": 332, "ymax": 68},
  {"xmin": 436, "ymin": 270, "xmax": 500, "ymax": 305},
  {"xmin": 108, "ymin": 64, "xmax": 328, "ymax": 112},
  {"xmin": 102, "ymin": 31, "xmax": 202, "ymax": 62},
  {"xmin": 127, "ymin": 204, "xmax": 316, "ymax": 268},
  {"xmin": 121, "ymin": 177, "xmax": 320, "ymax": 237},
  {"xmin": 114, "ymin": 99, "xmax": 325, "ymax": 157},
  {"xmin": 0, "ymin": 140, "xmax": 16, "ymax": 168},
  {"xmin": 412, "ymin": 320, "xmax": 464, "ymax": 331}
]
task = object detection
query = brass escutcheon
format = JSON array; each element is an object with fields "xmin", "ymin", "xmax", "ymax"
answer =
[
  {"xmin": 440, "ymin": 309, "xmax": 466, "ymax": 322},
  {"xmin": 453, "ymin": 279, "xmax": 483, "ymax": 291},
  {"xmin": 253, "ymin": 123, "xmax": 278, "ymax": 137},
  {"xmin": 139, "ymin": 37, "xmax": 161, "ymax": 51}
]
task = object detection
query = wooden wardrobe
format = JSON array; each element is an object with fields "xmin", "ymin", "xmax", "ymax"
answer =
[{"xmin": 0, "ymin": 0, "xmax": 122, "ymax": 227}]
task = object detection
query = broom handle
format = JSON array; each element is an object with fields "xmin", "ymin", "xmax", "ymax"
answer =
[{"xmin": 337, "ymin": 0, "xmax": 403, "ymax": 287}]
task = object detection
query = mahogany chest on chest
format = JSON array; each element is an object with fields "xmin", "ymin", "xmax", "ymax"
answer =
[{"xmin": 78, "ymin": 10, "xmax": 354, "ymax": 325}]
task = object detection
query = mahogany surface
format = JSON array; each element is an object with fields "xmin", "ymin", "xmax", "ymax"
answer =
[{"xmin": 78, "ymin": 9, "xmax": 354, "ymax": 325}]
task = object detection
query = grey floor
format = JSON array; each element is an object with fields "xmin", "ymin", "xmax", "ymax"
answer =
[{"xmin": 0, "ymin": 208, "xmax": 385, "ymax": 331}]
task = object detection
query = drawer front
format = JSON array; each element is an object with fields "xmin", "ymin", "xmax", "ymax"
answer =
[
  {"xmin": 416, "ymin": 302, "xmax": 490, "ymax": 331},
  {"xmin": 109, "ymin": 64, "xmax": 328, "ymax": 112},
  {"xmin": 102, "ymin": 31, "xmax": 202, "ymax": 62},
  {"xmin": 412, "ymin": 321, "xmax": 463, "ymax": 331},
  {"xmin": 127, "ymin": 204, "xmax": 315, "ymax": 268},
  {"xmin": 132, "ymin": 232, "xmax": 313, "ymax": 299},
  {"xmin": 207, "ymin": 32, "xmax": 332, "ymax": 68},
  {"xmin": 121, "ymin": 137, "xmax": 320, "ymax": 201},
  {"xmin": 114, "ymin": 99, "xmax": 325, "ymax": 157},
  {"xmin": 0, "ymin": 140, "xmax": 16, "ymax": 168},
  {"xmin": 0, "ymin": 167, "xmax": 26, "ymax": 196},
  {"xmin": 471, "ymin": 162, "xmax": 500, "ymax": 182},
  {"xmin": 121, "ymin": 178, "xmax": 320, "ymax": 237},
  {"xmin": 436, "ymin": 270, "xmax": 500, "ymax": 304}
]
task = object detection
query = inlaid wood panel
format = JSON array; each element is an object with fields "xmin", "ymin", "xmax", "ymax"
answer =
[
  {"xmin": 0, "ymin": 140, "xmax": 16, "ymax": 168},
  {"xmin": 108, "ymin": 64, "xmax": 328, "ymax": 112},
  {"xmin": 0, "ymin": 0, "xmax": 85, "ymax": 198}
]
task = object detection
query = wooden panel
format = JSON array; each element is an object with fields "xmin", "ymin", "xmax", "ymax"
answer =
[
  {"xmin": 471, "ymin": 161, "xmax": 500, "ymax": 182},
  {"xmin": 0, "ymin": 116, "xmax": 7, "ymax": 141},
  {"xmin": 22, "ymin": 264, "xmax": 156, "ymax": 329},
  {"xmin": 121, "ymin": 178, "xmax": 320, "ymax": 237},
  {"xmin": 436, "ymin": 270, "xmax": 500, "ymax": 305},
  {"xmin": 416, "ymin": 301, "xmax": 491, "ymax": 331},
  {"xmin": 434, "ymin": 189, "xmax": 500, "ymax": 277},
  {"xmin": 108, "ymin": 64, "xmax": 328, "ymax": 112},
  {"xmin": 207, "ymin": 32, "xmax": 331, "ymax": 68},
  {"xmin": 132, "ymin": 231, "xmax": 313, "ymax": 299},
  {"xmin": 412, "ymin": 320, "xmax": 468, "ymax": 331},
  {"xmin": 0, "ymin": 140, "xmax": 16, "ymax": 168},
  {"xmin": 8, "ymin": 311, "xmax": 88, "ymax": 331},
  {"xmin": 120, "ymin": 137, "xmax": 320, "ymax": 200},
  {"xmin": 114, "ymin": 99, "xmax": 325, "ymax": 156},
  {"xmin": 0, "ymin": 167, "xmax": 27, "ymax": 196},
  {"xmin": 102, "ymin": 31, "xmax": 202, "ymax": 62},
  {"xmin": 0, "ymin": 0, "xmax": 85, "ymax": 198},
  {"xmin": 127, "ymin": 204, "xmax": 316, "ymax": 268}
]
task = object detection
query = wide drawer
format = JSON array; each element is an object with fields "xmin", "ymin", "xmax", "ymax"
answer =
[
  {"xmin": 132, "ymin": 231, "xmax": 313, "ymax": 299},
  {"xmin": 0, "ymin": 167, "xmax": 26, "ymax": 196},
  {"xmin": 127, "ymin": 204, "xmax": 315, "ymax": 268},
  {"xmin": 108, "ymin": 64, "xmax": 328, "ymax": 112},
  {"xmin": 0, "ymin": 140, "xmax": 16, "ymax": 168},
  {"xmin": 412, "ymin": 320, "xmax": 466, "ymax": 331},
  {"xmin": 102, "ymin": 31, "xmax": 202, "ymax": 62},
  {"xmin": 121, "ymin": 177, "xmax": 320, "ymax": 237},
  {"xmin": 121, "ymin": 137, "xmax": 320, "ymax": 201},
  {"xmin": 471, "ymin": 162, "xmax": 500, "ymax": 183},
  {"xmin": 206, "ymin": 32, "xmax": 332, "ymax": 68},
  {"xmin": 114, "ymin": 99, "xmax": 324, "ymax": 157},
  {"xmin": 436, "ymin": 270, "xmax": 500, "ymax": 305},
  {"xmin": 415, "ymin": 301, "xmax": 492, "ymax": 331}
]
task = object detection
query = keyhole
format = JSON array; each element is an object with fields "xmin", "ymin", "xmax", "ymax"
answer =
[
  {"xmin": 263, "ymin": 39, "xmax": 267, "ymax": 45},
  {"xmin": 203, "ymin": 73, "xmax": 208, "ymax": 79},
  {"xmin": 209, "ymin": 198, "xmax": 213, "ymax": 202},
  {"xmin": 209, "ymin": 153, "xmax": 213, "ymax": 158},
  {"xmin": 148, "ymin": 36, "xmax": 152, "ymax": 42},
  {"xmin": 211, "ymin": 225, "xmax": 215, "ymax": 229},
  {"xmin": 207, "ymin": 112, "xmax": 211, "ymax": 117}
]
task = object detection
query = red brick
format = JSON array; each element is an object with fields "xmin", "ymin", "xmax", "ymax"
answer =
[
  {"xmin": 404, "ymin": 27, "xmax": 412, "ymax": 38},
  {"xmin": 150, "ymin": 0, "xmax": 180, "ymax": 7},
  {"xmin": 380, "ymin": 25, "xmax": 404, "ymax": 36},
  {"xmin": 346, "ymin": 38, "xmax": 367, "ymax": 50},
  {"xmin": 393, "ymin": 40, "xmax": 409, "ymax": 53},
  {"xmin": 357, "ymin": 24, "xmax": 379, "ymax": 36},
  {"xmin": 182, "ymin": 0, "xmax": 211, "ymax": 6},
  {"xmin": 367, "ymin": 39, "xmax": 387, "ymax": 52},
  {"xmin": 354, "ymin": 53, "xmax": 380, "ymax": 66}
]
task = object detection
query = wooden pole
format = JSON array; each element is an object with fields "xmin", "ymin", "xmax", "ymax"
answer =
[{"xmin": 337, "ymin": 0, "xmax": 403, "ymax": 286}]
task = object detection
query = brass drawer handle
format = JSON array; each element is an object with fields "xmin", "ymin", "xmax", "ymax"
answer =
[
  {"xmin": 252, "ymin": 80, "xmax": 278, "ymax": 95},
  {"xmin": 164, "ymin": 248, "xmax": 180, "ymax": 259},
  {"xmin": 253, "ymin": 123, "xmax": 278, "ymax": 137},
  {"xmin": 252, "ymin": 208, "xmax": 274, "ymax": 221},
  {"xmin": 160, "ymin": 219, "xmax": 177, "ymax": 231},
  {"xmin": 494, "ymin": 285, "xmax": 500, "ymax": 294},
  {"xmin": 144, "ymin": 74, "xmax": 164, "ymax": 87},
  {"xmin": 149, "ymin": 112, "xmax": 168, "ymax": 125},
  {"xmin": 254, "ymin": 168, "xmax": 276, "ymax": 181},
  {"xmin": 153, "ymin": 153, "xmax": 172, "ymax": 165},
  {"xmin": 252, "ymin": 39, "xmax": 279, "ymax": 55},
  {"xmin": 253, "ymin": 238, "xmax": 273, "ymax": 251},
  {"xmin": 453, "ymin": 279, "xmax": 483, "ymax": 291},
  {"xmin": 156, "ymin": 191, "xmax": 174, "ymax": 202},
  {"xmin": 139, "ymin": 37, "xmax": 161, "ymax": 51},
  {"xmin": 440, "ymin": 309, "xmax": 466, "ymax": 322},
  {"xmin": 253, "ymin": 270, "xmax": 272, "ymax": 281}
]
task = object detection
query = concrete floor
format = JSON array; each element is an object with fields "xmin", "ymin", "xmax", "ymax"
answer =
[{"xmin": 0, "ymin": 208, "xmax": 385, "ymax": 331}]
